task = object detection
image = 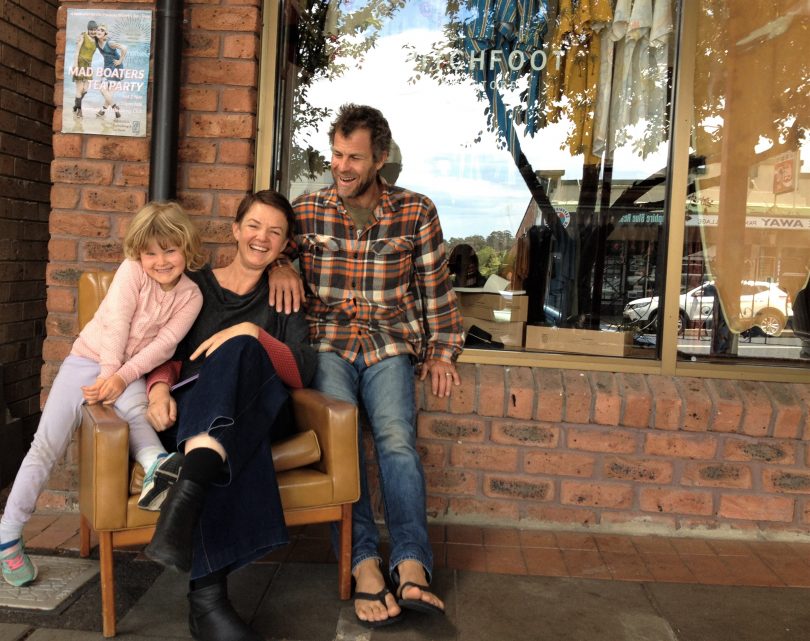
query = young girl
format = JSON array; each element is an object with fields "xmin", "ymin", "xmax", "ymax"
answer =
[{"xmin": 0, "ymin": 202, "xmax": 205, "ymax": 587}]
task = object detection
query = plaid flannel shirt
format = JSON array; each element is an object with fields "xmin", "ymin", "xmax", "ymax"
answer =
[{"xmin": 290, "ymin": 183, "xmax": 464, "ymax": 366}]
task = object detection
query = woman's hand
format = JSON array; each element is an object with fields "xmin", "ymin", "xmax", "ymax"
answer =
[
  {"xmin": 190, "ymin": 322, "xmax": 261, "ymax": 361},
  {"xmin": 147, "ymin": 383, "xmax": 176, "ymax": 432}
]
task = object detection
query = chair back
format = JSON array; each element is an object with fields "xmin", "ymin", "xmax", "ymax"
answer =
[{"xmin": 78, "ymin": 271, "xmax": 115, "ymax": 330}]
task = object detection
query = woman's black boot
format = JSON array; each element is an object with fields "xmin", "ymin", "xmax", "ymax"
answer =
[
  {"xmin": 188, "ymin": 581, "xmax": 263, "ymax": 641},
  {"xmin": 144, "ymin": 479, "xmax": 205, "ymax": 572}
]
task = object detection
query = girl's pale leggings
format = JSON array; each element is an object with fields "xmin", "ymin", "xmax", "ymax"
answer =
[{"xmin": 0, "ymin": 355, "xmax": 161, "ymax": 534}]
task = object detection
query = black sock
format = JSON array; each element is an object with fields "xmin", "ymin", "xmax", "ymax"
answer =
[
  {"xmin": 179, "ymin": 447, "xmax": 224, "ymax": 488},
  {"xmin": 190, "ymin": 567, "xmax": 227, "ymax": 591}
]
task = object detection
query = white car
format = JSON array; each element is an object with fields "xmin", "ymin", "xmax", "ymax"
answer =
[{"xmin": 623, "ymin": 281, "xmax": 792, "ymax": 336}]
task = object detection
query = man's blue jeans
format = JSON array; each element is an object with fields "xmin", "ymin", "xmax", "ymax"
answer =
[{"xmin": 313, "ymin": 352, "xmax": 433, "ymax": 580}]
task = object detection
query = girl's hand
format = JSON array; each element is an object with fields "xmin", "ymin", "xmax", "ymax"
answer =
[
  {"xmin": 190, "ymin": 322, "xmax": 260, "ymax": 361},
  {"xmin": 98, "ymin": 374, "xmax": 126, "ymax": 405},
  {"xmin": 147, "ymin": 383, "xmax": 176, "ymax": 431},
  {"xmin": 82, "ymin": 377, "xmax": 106, "ymax": 404}
]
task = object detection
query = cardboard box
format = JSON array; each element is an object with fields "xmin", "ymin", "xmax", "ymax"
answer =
[
  {"xmin": 456, "ymin": 291, "xmax": 529, "ymax": 323},
  {"xmin": 524, "ymin": 326, "xmax": 632, "ymax": 357},
  {"xmin": 463, "ymin": 317, "xmax": 525, "ymax": 348}
]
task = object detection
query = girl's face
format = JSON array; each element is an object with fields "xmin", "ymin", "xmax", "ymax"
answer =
[
  {"xmin": 232, "ymin": 203, "xmax": 289, "ymax": 271},
  {"xmin": 139, "ymin": 239, "xmax": 186, "ymax": 291}
]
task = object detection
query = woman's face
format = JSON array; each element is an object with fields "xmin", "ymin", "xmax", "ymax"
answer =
[{"xmin": 232, "ymin": 203, "xmax": 289, "ymax": 270}]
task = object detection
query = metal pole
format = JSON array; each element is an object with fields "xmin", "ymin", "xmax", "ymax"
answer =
[{"xmin": 149, "ymin": 0, "xmax": 184, "ymax": 201}]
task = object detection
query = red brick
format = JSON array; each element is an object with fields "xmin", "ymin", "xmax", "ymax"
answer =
[
  {"xmin": 522, "ymin": 504, "xmax": 597, "ymax": 528},
  {"xmin": 190, "ymin": 6, "xmax": 260, "ymax": 31},
  {"xmin": 644, "ymin": 433, "xmax": 717, "ymax": 459},
  {"xmin": 179, "ymin": 140, "xmax": 218, "ymax": 164},
  {"xmin": 682, "ymin": 462, "xmax": 752, "ymax": 488},
  {"xmin": 449, "ymin": 362, "xmax": 476, "ymax": 414},
  {"xmin": 599, "ymin": 511, "xmax": 678, "ymax": 530},
  {"xmin": 567, "ymin": 427, "xmax": 637, "ymax": 453},
  {"xmin": 189, "ymin": 114, "xmax": 255, "ymax": 139},
  {"xmin": 180, "ymin": 88, "xmax": 219, "ymax": 112},
  {"xmin": 52, "ymin": 134, "xmax": 82, "ymax": 158},
  {"xmin": 116, "ymin": 163, "xmax": 149, "ymax": 187},
  {"xmin": 217, "ymin": 193, "xmax": 245, "ymax": 218},
  {"xmin": 790, "ymin": 384, "xmax": 810, "ymax": 440},
  {"xmin": 525, "ymin": 451, "xmax": 596, "ymax": 477},
  {"xmin": 51, "ymin": 159, "xmax": 114, "ymax": 185},
  {"xmin": 42, "ymin": 338, "xmax": 71, "ymax": 361},
  {"xmin": 222, "ymin": 88, "xmax": 256, "ymax": 113},
  {"xmin": 483, "ymin": 474, "xmax": 554, "ymax": 500},
  {"xmin": 723, "ymin": 438, "xmax": 796, "ymax": 465},
  {"xmin": 83, "ymin": 240, "xmax": 123, "ymax": 263},
  {"xmin": 562, "ymin": 369, "xmax": 591, "ymax": 423},
  {"xmin": 533, "ymin": 367, "xmax": 564, "ymax": 422},
  {"xmin": 50, "ymin": 185, "xmax": 80, "ymax": 209},
  {"xmin": 48, "ymin": 238, "xmax": 77, "ymax": 261},
  {"xmin": 85, "ymin": 138, "xmax": 150, "ymax": 162},
  {"xmin": 45, "ymin": 313, "xmax": 78, "ymax": 339},
  {"xmin": 188, "ymin": 166, "xmax": 253, "ymax": 191},
  {"xmin": 219, "ymin": 140, "xmax": 254, "ymax": 165},
  {"xmin": 560, "ymin": 481, "xmax": 633, "ymax": 509},
  {"xmin": 417, "ymin": 414, "xmax": 485, "ymax": 442},
  {"xmin": 176, "ymin": 192, "xmax": 214, "ymax": 217},
  {"xmin": 187, "ymin": 60, "xmax": 257, "ymax": 87},
  {"xmin": 45, "ymin": 288, "xmax": 74, "ymax": 314},
  {"xmin": 706, "ymin": 379, "xmax": 743, "ymax": 432},
  {"xmin": 718, "ymin": 494, "xmax": 794, "ymax": 522},
  {"xmin": 491, "ymin": 420, "xmax": 559, "ymax": 448},
  {"xmin": 448, "ymin": 497, "xmax": 520, "ymax": 521},
  {"xmin": 766, "ymin": 383, "xmax": 803, "ymax": 440},
  {"xmin": 647, "ymin": 375, "xmax": 682, "ymax": 430},
  {"xmin": 618, "ymin": 373, "xmax": 651, "ymax": 428},
  {"xmin": 45, "ymin": 264, "xmax": 82, "ymax": 287},
  {"xmin": 763, "ymin": 469, "xmax": 810, "ymax": 495},
  {"xmin": 82, "ymin": 188, "xmax": 146, "ymax": 214},
  {"xmin": 591, "ymin": 371, "xmax": 620, "ymax": 426},
  {"xmin": 223, "ymin": 33, "xmax": 258, "ymax": 59},
  {"xmin": 477, "ymin": 365, "xmax": 505, "ymax": 417},
  {"xmin": 184, "ymin": 32, "xmax": 219, "ymax": 58},
  {"xmin": 738, "ymin": 380, "xmax": 773, "ymax": 437},
  {"xmin": 506, "ymin": 366, "xmax": 534, "ymax": 419},
  {"xmin": 417, "ymin": 442, "xmax": 447, "ymax": 467},
  {"xmin": 639, "ymin": 488, "xmax": 713, "ymax": 516},
  {"xmin": 424, "ymin": 469, "xmax": 477, "ymax": 495},
  {"xmin": 675, "ymin": 377, "xmax": 712, "ymax": 431},
  {"xmin": 50, "ymin": 212, "xmax": 110, "ymax": 238},
  {"xmin": 450, "ymin": 444, "xmax": 518, "ymax": 472},
  {"xmin": 603, "ymin": 456, "xmax": 673, "ymax": 483}
]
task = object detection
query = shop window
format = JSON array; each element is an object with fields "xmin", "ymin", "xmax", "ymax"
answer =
[
  {"xmin": 274, "ymin": 0, "xmax": 680, "ymax": 359},
  {"xmin": 680, "ymin": 0, "xmax": 809, "ymax": 365}
]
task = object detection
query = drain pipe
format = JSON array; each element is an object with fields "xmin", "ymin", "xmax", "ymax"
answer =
[{"xmin": 149, "ymin": 0, "xmax": 184, "ymax": 201}]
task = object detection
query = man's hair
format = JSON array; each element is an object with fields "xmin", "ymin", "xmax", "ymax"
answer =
[
  {"xmin": 87, "ymin": 20, "xmax": 98, "ymax": 30},
  {"xmin": 123, "ymin": 201, "xmax": 205, "ymax": 270},
  {"xmin": 234, "ymin": 190, "xmax": 295, "ymax": 241},
  {"xmin": 328, "ymin": 104, "xmax": 392, "ymax": 163}
]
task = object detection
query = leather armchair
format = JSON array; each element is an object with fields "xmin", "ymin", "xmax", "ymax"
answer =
[{"xmin": 76, "ymin": 271, "xmax": 359, "ymax": 637}]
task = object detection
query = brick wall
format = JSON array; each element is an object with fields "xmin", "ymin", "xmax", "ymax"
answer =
[
  {"xmin": 0, "ymin": 0, "xmax": 57, "ymax": 455},
  {"xmin": 40, "ymin": 0, "xmax": 261, "ymax": 510},
  {"xmin": 409, "ymin": 365, "xmax": 810, "ymax": 538}
]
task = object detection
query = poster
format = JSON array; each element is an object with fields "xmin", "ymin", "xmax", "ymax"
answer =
[{"xmin": 62, "ymin": 9, "xmax": 151, "ymax": 137}]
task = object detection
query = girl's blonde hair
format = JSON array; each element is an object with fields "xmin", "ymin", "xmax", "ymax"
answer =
[{"xmin": 123, "ymin": 202, "xmax": 205, "ymax": 270}]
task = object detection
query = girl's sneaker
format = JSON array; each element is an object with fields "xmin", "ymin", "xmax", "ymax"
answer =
[
  {"xmin": 138, "ymin": 451, "xmax": 184, "ymax": 511},
  {"xmin": 0, "ymin": 539, "xmax": 37, "ymax": 587}
]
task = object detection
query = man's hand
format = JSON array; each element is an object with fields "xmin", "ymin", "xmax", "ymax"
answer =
[
  {"xmin": 190, "ymin": 322, "xmax": 260, "ymax": 361},
  {"xmin": 419, "ymin": 358, "xmax": 460, "ymax": 398},
  {"xmin": 98, "ymin": 374, "xmax": 126, "ymax": 405},
  {"xmin": 146, "ymin": 383, "xmax": 176, "ymax": 432},
  {"xmin": 268, "ymin": 264, "xmax": 305, "ymax": 314}
]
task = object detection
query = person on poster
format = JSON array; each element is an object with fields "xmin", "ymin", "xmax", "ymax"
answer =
[
  {"xmin": 71, "ymin": 19, "xmax": 98, "ymax": 119},
  {"xmin": 94, "ymin": 24, "xmax": 127, "ymax": 120}
]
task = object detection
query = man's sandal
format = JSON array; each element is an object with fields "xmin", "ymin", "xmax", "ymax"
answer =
[
  {"xmin": 396, "ymin": 581, "xmax": 446, "ymax": 616},
  {"xmin": 354, "ymin": 587, "xmax": 404, "ymax": 628}
]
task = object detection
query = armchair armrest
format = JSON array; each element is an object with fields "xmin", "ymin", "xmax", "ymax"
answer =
[
  {"xmin": 289, "ymin": 388, "xmax": 360, "ymax": 504},
  {"xmin": 78, "ymin": 404, "xmax": 131, "ymax": 530}
]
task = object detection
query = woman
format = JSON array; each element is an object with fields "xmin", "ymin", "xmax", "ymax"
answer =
[
  {"xmin": 143, "ymin": 190, "xmax": 315, "ymax": 641},
  {"xmin": 93, "ymin": 24, "xmax": 127, "ymax": 119}
]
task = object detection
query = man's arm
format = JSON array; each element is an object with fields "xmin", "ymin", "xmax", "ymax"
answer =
[{"xmin": 268, "ymin": 259, "xmax": 305, "ymax": 314}]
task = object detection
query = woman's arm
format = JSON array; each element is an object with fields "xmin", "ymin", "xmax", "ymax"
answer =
[{"xmin": 111, "ymin": 41, "xmax": 127, "ymax": 66}]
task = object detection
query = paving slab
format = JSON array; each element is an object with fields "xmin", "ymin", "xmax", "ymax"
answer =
[
  {"xmin": 647, "ymin": 583, "xmax": 810, "ymax": 641},
  {"xmin": 0, "ymin": 623, "xmax": 30, "ymax": 641},
  {"xmin": 0, "ymin": 556, "xmax": 97, "ymax": 611}
]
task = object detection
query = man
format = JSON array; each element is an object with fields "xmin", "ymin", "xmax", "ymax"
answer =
[
  {"xmin": 71, "ymin": 20, "xmax": 98, "ymax": 119},
  {"xmin": 269, "ymin": 104, "xmax": 464, "ymax": 627}
]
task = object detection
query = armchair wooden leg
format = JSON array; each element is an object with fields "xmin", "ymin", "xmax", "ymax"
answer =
[
  {"xmin": 338, "ymin": 503, "xmax": 352, "ymax": 600},
  {"xmin": 99, "ymin": 531, "xmax": 117, "ymax": 638},
  {"xmin": 79, "ymin": 514, "xmax": 91, "ymax": 558}
]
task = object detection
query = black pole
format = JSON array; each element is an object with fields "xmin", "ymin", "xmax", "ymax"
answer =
[{"xmin": 149, "ymin": 0, "xmax": 184, "ymax": 201}]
